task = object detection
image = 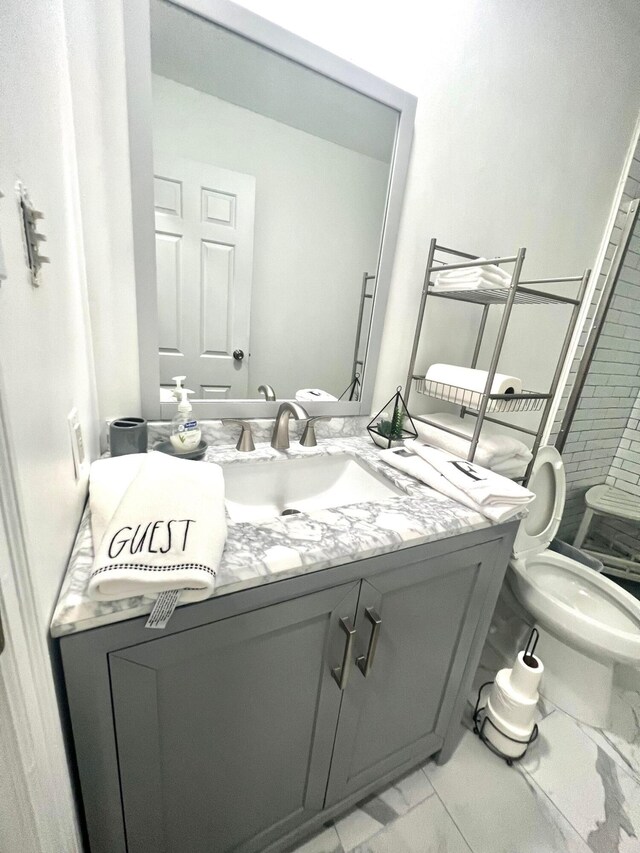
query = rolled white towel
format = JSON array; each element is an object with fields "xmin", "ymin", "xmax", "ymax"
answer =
[
  {"xmin": 379, "ymin": 447, "xmax": 526, "ymax": 524},
  {"xmin": 405, "ymin": 441, "xmax": 534, "ymax": 507},
  {"xmin": 88, "ymin": 451, "xmax": 226, "ymax": 603},
  {"xmin": 413, "ymin": 412, "xmax": 532, "ymax": 470}
]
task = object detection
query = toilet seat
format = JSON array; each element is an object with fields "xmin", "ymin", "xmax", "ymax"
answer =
[
  {"xmin": 509, "ymin": 446, "xmax": 640, "ymax": 665},
  {"xmin": 512, "ymin": 445, "xmax": 565, "ymax": 560}
]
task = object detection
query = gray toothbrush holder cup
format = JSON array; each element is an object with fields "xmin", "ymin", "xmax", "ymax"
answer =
[{"xmin": 109, "ymin": 417, "xmax": 148, "ymax": 456}]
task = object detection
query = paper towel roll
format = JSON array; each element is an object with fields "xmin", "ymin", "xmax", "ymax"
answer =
[
  {"xmin": 425, "ymin": 364, "xmax": 523, "ymax": 396},
  {"xmin": 509, "ymin": 650, "xmax": 544, "ymax": 699}
]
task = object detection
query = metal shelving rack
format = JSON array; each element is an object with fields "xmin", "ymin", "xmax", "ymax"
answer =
[
  {"xmin": 405, "ymin": 239, "xmax": 590, "ymax": 484},
  {"xmin": 349, "ymin": 272, "xmax": 376, "ymax": 400}
]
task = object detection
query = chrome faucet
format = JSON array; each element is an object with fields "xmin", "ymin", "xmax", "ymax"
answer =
[
  {"xmin": 271, "ymin": 401, "xmax": 309, "ymax": 450},
  {"xmin": 258, "ymin": 383, "xmax": 276, "ymax": 401}
]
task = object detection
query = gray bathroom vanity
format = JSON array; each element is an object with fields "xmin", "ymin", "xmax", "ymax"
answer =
[{"xmin": 59, "ymin": 518, "xmax": 515, "ymax": 853}]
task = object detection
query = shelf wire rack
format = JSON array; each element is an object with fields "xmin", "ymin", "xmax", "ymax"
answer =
[{"xmin": 413, "ymin": 378, "xmax": 547, "ymax": 413}]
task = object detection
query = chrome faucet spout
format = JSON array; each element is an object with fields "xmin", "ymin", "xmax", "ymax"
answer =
[
  {"xmin": 271, "ymin": 402, "xmax": 309, "ymax": 450},
  {"xmin": 258, "ymin": 384, "xmax": 276, "ymax": 401}
]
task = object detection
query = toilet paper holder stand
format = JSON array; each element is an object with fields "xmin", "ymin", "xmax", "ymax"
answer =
[{"xmin": 472, "ymin": 629, "xmax": 540, "ymax": 766}]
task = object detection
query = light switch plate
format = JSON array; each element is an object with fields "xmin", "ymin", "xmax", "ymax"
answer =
[{"xmin": 67, "ymin": 408, "xmax": 87, "ymax": 481}]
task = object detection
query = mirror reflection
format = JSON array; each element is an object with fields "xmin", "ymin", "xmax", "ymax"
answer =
[{"xmin": 150, "ymin": 0, "xmax": 398, "ymax": 402}]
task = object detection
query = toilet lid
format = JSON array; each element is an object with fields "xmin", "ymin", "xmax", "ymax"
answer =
[{"xmin": 513, "ymin": 445, "xmax": 566, "ymax": 560}]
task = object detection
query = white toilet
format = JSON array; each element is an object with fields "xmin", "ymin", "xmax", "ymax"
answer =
[{"xmin": 508, "ymin": 445, "xmax": 640, "ymax": 727}]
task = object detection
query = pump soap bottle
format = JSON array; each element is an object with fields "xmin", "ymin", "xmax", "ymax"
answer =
[{"xmin": 170, "ymin": 389, "xmax": 202, "ymax": 453}]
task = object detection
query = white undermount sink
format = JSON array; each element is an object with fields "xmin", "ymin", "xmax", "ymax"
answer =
[{"xmin": 223, "ymin": 452, "xmax": 405, "ymax": 523}]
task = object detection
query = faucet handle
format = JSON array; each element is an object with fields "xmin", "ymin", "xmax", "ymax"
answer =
[
  {"xmin": 300, "ymin": 417, "xmax": 330, "ymax": 447},
  {"xmin": 222, "ymin": 419, "xmax": 255, "ymax": 452}
]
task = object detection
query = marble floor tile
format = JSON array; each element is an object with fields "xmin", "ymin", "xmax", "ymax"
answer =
[
  {"xmin": 597, "ymin": 685, "xmax": 640, "ymax": 783},
  {"xmin": 579, "ymin": 723, "xmax": 640, "ymax": 788},
  {"xmin": 288, "ymin": 825, "xmax": 343, "ymax": 853},
  {"xmin": 521, "ymin": 710, "xmax": 640, "ymax": 852},
  {"xmin": 334, "ymin": 767, "xmax": 435, "ymax": 851},
  {"xmin": 373, "ymin": 767, "xmax": 435, "ymax": 819},
  {"xmin": 424, "ymin": 727, "xmax": 591, "ymax": 853},
  {"xmin": 350, "ymin": 795, "xmax": 472, "ymax": 853},
  {"xmin": 334, "ymin": 808, "xmax": 385, "ymax": 852}
]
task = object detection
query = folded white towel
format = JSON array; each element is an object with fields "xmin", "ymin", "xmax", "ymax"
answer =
[
  {"xmin": 435, "ymin": 263, "xmax": 511, "ymax": 283},
  {"xmin": 88, "ymin": 451, "xmax": 226, "ymax": 603},
  {"xmin": 295, "ymin": 388, "xmax": 338, "ymax": 402},
  {"xmin": 433, "ymin": 260, "xmax": 511, "ymax": 291},
  {"xmin": 90, "ymin": 453, "xmax": 147, "ymax": 549},
  {"xmin": 379, "ymin": 447, "xmax": 524, "ymax": 524},
  {"xmin": 432, "ymin": 281, "xmax": 502, "ymax": 293},
  {"xmin": 405, "ymin": 441, "xmax": 534, "ymax": 507},
  {"xmin": 491, "ymin": 457, "xmax": 530, "ymax": 479},
  {"xmin": 413, "ymin": 413, "xmax": 532, "ymax": 471}
]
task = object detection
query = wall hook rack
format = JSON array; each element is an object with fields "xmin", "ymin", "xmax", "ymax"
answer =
[{"xmin": 17, "ymin": 182, "xmax": 49, "ymax": 287}]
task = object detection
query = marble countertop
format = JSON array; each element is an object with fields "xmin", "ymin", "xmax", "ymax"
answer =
[{"xmin": 51, "ymin": 434, "xmax": 513, "ymax": 638}]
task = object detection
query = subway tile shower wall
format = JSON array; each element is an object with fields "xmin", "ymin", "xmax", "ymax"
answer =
[{"xmin": 554, "ymin": 149, "xmax": 640, "ymax": 544}]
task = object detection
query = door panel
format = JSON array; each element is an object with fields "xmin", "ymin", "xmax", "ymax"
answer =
[
  {"xmin": 155, "ymin": 231, "xmax": 182, "ymax": 353},
  {"xmin": 110, "ymin": 583, "xmax": 359, "ymax": 853},
  {"xmin": 325, "ymin": 541, "xmax": 500, "ymax": 805},
  {"xmin": 153, "ymin": 155, "xmax": 255, "ymax": 398}
]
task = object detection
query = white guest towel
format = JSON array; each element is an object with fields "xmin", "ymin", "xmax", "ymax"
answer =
[
  {"xmin": 379, "ymin": 447, "xmax": 524, "ymax": 524},
  {"xmin": 88, "ymin": 452, "xmax": 226, "ymax": 602},
  {"xmin": 405, "ymin": 441, "xmax": 534, "ymax": 507},
  {"xmin": 89, "ymin": 453, "xmax": 146, "ymax": 548},
  {"xmin": 413, "ymin": 412, "xmax": 532, "ymax": 471}
]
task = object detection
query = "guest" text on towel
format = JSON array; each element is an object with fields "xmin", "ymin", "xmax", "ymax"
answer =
[{"xmin": 108, "ymin": 519, "xmax": 196, "ymax": 558}]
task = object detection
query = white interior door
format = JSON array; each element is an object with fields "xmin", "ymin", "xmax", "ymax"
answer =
[{"xmin": 153, "ymin": 155, "xmax": 256, "ymax": 399}]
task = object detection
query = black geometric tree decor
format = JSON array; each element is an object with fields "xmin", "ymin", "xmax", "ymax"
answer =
[{"xmin": 367, "ymin": 385, "xmax": 418, "ymax": 449}]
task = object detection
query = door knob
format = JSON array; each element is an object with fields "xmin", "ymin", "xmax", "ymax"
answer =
[{"xmin": 233, "ymin": 349, "xmax": 245, "ymax": 362}]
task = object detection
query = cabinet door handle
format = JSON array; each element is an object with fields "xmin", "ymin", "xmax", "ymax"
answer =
[
  {"xmin": 331, "ymin": 617, "xmax": 356, "ymax": 691},
  {"xmin": 356, "ymin": 608, "xmax": 381, "ymax": 677}
]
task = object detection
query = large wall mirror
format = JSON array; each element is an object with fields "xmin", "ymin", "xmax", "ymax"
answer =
[{"xmin": 125, "ymin": 0, "xmax": 417, "ymax": 418}]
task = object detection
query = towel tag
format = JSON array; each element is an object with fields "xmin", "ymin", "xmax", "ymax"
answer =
[{"xmin": 146, "ymin": 589, "xmax": 180, "ymax": 630}]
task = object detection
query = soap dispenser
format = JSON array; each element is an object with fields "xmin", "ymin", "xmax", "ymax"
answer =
[
  {"xmin": 171, "ymin": 375, "xmax": 187, "ymax": 401},
  {"xmin": 170, "ymin": 389, "xmax": 201, "ymax": 453}
]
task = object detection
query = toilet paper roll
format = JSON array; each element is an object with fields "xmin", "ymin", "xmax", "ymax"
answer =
[
  {"xmin": 509, "ymin": 650, "xmax": 544, "ymax": 699},
  {"xmin": 485, "ymin": 695, "xmax": 536, "ymax": 758},
  {"xmin": 489, "ymin": 669, "xmax": 538, "ymax": 730},
  {"xmin": 425, "ymin": 364, "xmax": 523, "ymax": 396}
]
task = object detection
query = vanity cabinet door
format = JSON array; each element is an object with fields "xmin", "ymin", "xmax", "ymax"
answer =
[
  {"xmin": 109, "ymin": 582, "xmax": 360, "ymax": 853},
  {"xmin": 325, "ymin": 540, "xmax": 501, "ymax": 805}
]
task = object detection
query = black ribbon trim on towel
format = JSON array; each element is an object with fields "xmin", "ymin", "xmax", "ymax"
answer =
[{"xmin": 91, "ymin": 563, "xmax": 216, "ymax": 577}]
